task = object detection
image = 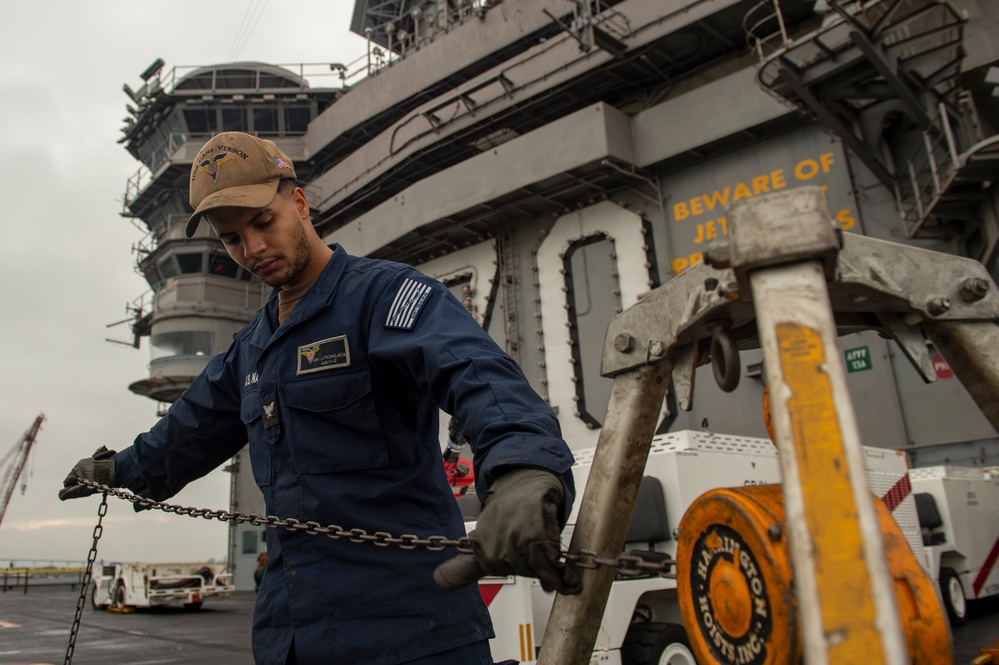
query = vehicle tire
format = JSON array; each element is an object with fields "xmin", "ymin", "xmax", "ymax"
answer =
[
  {"xmin": 621, "ymin": 622, "xmax": 696, "ymax": 665},
  {"xmin": 90, "ymin": 582, "xmax": 106, "ymax": 611},
  {"xmin": 113, "ymin": 582, "xmax": 126, "ymax": 610},
  {"xmin": 183, "ymin": 602, "xmax": 203, "ymax": 611},
  {"xmin": 940, "ymin": 567, "xmax": 968, "ymax": 626}
]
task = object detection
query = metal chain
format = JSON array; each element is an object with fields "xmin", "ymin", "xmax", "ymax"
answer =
[
  {"xmin": 65, "ymin": 492, "xmax": 108, "ymax": 665},
  {"xmin": 76, "ymin": 480, "xmax": 675, "ymax": 578}
]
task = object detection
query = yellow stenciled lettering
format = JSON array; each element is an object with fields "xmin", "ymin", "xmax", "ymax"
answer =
[
  {"xmin": 732, "ymin": 182, "xmax": 752, "ymax": 200},
  {"xmin": 752, "ymin": 174, "xmax": 771, "ymax": 195},
  {"xmin": 702, "ymin": 187, "xmax": 731, "ymax": 212},
  {"xmin": 672, "ymin": 252, "xmax": 705, "ymax": 275},
  {"xmin": 771, "ymin": 168, "xmax": 786, "ymax": 190},
  {"xmin": 820, "ymin": 151, "xmax": 835, "ymax": 173},
  {"xmin": 836, "ymin": 208, "xmax": 856, "ymax": 231},
  {"xmin": 693, "ymin": 220, "xmax": 727, "ymax": 244},
  {"xmin": 795, "ymin": 158, "xmax": 819, "ymax": 180},
  {"xmin": 706, "ymin": 220, "xmax": 717, "ymax": 241},
  {"xmin": 674, "ymin": 202, "xmax": 690, "ymax": 221}
]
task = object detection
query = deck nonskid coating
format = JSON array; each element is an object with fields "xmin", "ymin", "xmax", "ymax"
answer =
[{"xmin": 1, "ymin": 589, "xmax": 996, "ymax": 663}]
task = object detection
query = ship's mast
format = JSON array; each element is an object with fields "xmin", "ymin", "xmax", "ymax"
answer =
[{"xmin": 0, "ymin": 413, "xmax": 45, "ymax": 530}]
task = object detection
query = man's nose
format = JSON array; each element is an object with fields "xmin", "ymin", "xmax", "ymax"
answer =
[{"xmin": 243, "ymin": 232, "xmax": 266, "ymax": 257}]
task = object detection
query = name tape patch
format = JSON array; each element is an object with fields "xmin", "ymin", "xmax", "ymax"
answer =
[
  {"xmin": 297, "ymin": 335, "xmax": 351, "ymax": 375},
  {"xmin": 386, "ymin": 278, "xmax": 432, "ymax": 330}
]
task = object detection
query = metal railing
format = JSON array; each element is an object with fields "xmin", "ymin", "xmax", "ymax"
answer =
[
  {"xmin": 743, "ymin": 0, "xmax": 964, "ymax": 91},
  {"xmin": 895, "ymin": 100, "xmax": 979, "ymax": 237},
  {"xmin": 130, "ymin": 213, "xmax": 191, "ymax": 266},
  {"xmin": 743, "ymin": 0, "xmax": 791, "ymax": 63},
  {"xmin": 126, "ymin": 1, "xmax": 506, "ymax": 108},
  {"xmin": 1, "ymin": 565, "xmax": 87, "ymax": 595}
]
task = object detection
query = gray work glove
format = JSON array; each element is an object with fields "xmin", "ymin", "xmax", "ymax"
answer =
[
  {"xmin": 58, "ymin": 446, "xmax": 117, "ymax": 500},
  {"xmin": 434, "ymin": 468, "xmax": 582, "ymax": 595}
]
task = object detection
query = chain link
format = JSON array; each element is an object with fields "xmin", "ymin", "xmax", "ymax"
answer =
[
  {"xmin": 64, "ymin": 492, "xmax": 108, "ymax": 665},
  {"xmin": 76, "ymin": 479, "xmax": 675, "ymax": 577}
]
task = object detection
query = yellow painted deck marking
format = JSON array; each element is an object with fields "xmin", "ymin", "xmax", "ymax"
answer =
[{"xmin": 777, "ymin": 323, "xmax": 883, "ymax": 663}]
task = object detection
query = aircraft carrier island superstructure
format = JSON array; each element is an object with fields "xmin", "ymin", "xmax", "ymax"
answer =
[{"xmin": 118, "ymin": 0, "xmax": 999, "ymax": 590}]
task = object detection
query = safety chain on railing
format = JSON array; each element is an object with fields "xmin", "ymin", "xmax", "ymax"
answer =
[
  {"xmin": 64, "ymin": 493, "xmax": 108, "ymax": 665},
  {"xmin": 76, "ymin": 479, "xmax": 676, "ymax": 579}
]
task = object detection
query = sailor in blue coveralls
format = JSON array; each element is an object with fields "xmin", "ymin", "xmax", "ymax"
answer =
[{"xmin": 60, "ymin": 132, "xmax": 581, "ymax": 665}]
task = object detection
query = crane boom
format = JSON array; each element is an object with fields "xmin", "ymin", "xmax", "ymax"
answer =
[{"xmin": 0, "ymin": 413, "xmax": 45, "ymax": 530}]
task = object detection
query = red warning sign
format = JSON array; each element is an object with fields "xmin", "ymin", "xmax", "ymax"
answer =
[
  {"xmin": 932, "ymin": 354, "xmax": 954, "ymax": 380},
  {"xmin": 479, "ymin": 583, "xmax": 503, "ymax": 607}
]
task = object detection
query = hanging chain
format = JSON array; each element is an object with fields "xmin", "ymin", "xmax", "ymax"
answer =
[
  {"xmin": 64, "ymin": 492, "xmax": 108, "ymax": 665},
  {"xmin": 76, "ymin": 480, "xmax": 675, "ymax": 578}
]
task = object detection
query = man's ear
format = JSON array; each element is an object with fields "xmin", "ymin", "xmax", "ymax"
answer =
[{"xmin": 292, "ymin": 187, "xmax": 310, "ymax": 219}]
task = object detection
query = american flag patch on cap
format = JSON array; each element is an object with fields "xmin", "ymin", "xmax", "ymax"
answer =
[{"xmin": 386, "ymin": 277, "xmax": 433, "ymax": 330}]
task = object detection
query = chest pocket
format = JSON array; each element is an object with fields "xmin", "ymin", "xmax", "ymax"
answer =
[
  {"xmin": 241, "ymin": 390, "xmax": 274, "ymax": 487},
  {"xmin": 283, "ymin": 368, "xmax": 389, "ymax": 474}
]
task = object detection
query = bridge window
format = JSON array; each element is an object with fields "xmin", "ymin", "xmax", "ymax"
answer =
[
  {"xmin": 176, "ymin": 252, "xmax": 204, "ymax": 274},
  {"xmin": 252, "ymin": 106, "xmax": 278, "ymax": 135},
  {"xmin": 222, "ymin": 108, "xmax": 247, "ymax": 132},
  {"xmin": 209, "ymin": 252, "xmax": 240, "ymax": 278},
  {"xmin": 184, "ymin": 107, "xmax": 218, "ymax": 135},
  {"xmin": 285, "ymin": 106, "xmax": 312, "ymax": 134},
  {"xmin": 150, "ymin": 331, "xmax": 213, "ymax": 361}
]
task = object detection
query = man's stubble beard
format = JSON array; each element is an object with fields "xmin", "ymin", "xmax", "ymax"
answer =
[{"xmin": 266, "ymin": 221, "xmax": 314, "ymax": 288}]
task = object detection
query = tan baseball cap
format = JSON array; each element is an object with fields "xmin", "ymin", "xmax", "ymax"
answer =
[{"xmin": 187, "ymin": 132, "xmax": 297, "ymax": 238}]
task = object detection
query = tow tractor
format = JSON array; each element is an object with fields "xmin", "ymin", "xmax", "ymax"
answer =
[
  {"xmin": 911, "ymin": 466, "xmax": 999, "ymax": 626},
  {"xmin": 91, "ymin": 561, "xmax": 234, "ymax": 611}
]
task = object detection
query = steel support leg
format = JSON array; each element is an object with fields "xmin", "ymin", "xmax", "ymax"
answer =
[
  {"xmin": 537, "ymin": 361, "xmax": 670, "ymax": 665},
  {"xmin": 751, "ymin": 260, "xmax": 908, "ymax": 665}
]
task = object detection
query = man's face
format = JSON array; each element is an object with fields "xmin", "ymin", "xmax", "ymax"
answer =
[{"xmin": 206, "ymin": 186, "xmax": 315, "ymax": 288}]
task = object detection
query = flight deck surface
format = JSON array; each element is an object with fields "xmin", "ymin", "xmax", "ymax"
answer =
[{"xmin": 1, "ymin": 587, "xmax": 997, "ymax": 663}]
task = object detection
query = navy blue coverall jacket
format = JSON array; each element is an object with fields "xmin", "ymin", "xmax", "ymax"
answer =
[{"xmin": 114, "ymin": 245, "xmax": 576, "ymax": 665}]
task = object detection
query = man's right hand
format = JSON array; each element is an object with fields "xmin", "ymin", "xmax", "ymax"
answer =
[
  {"xmin": 58, "ymin": 446, "xmax": 118, "ymax": 500},
  {"xmin": 433, "ymin": 468, "xmax": 582, "ymax": 595}
]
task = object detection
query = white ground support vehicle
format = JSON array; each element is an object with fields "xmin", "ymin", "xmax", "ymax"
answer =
[
  {"xmin": 91, "ymin": 562, "xmax": 234, "ymax": 611},
  {"xmin": 910, "ymin": 465, "xmax": 999, "ymax": 626},
  {"xmin": 465, "ymin": 430, "xmax": 925, "ymax": 665}
]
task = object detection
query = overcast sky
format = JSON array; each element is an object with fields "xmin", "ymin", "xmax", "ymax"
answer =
[{"xmin": 0, "ymin": 1, "xmax": 365, "ymax": 565}]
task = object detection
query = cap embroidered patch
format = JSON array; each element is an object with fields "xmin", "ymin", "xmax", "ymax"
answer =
[
  {"xmin": 198, "ymin": 153, "xmax": 233, "ymax": 182},
  {"xmin": 274, "ymin": 156, "xmax": 291, "ymax": 170},
  {"xmin": 386, "ymin": 278, "xmax": 432, "ymax": 330},
  {"xmin": 297, "ymin": 335, "xmax": 351, "ymax": 375}
]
